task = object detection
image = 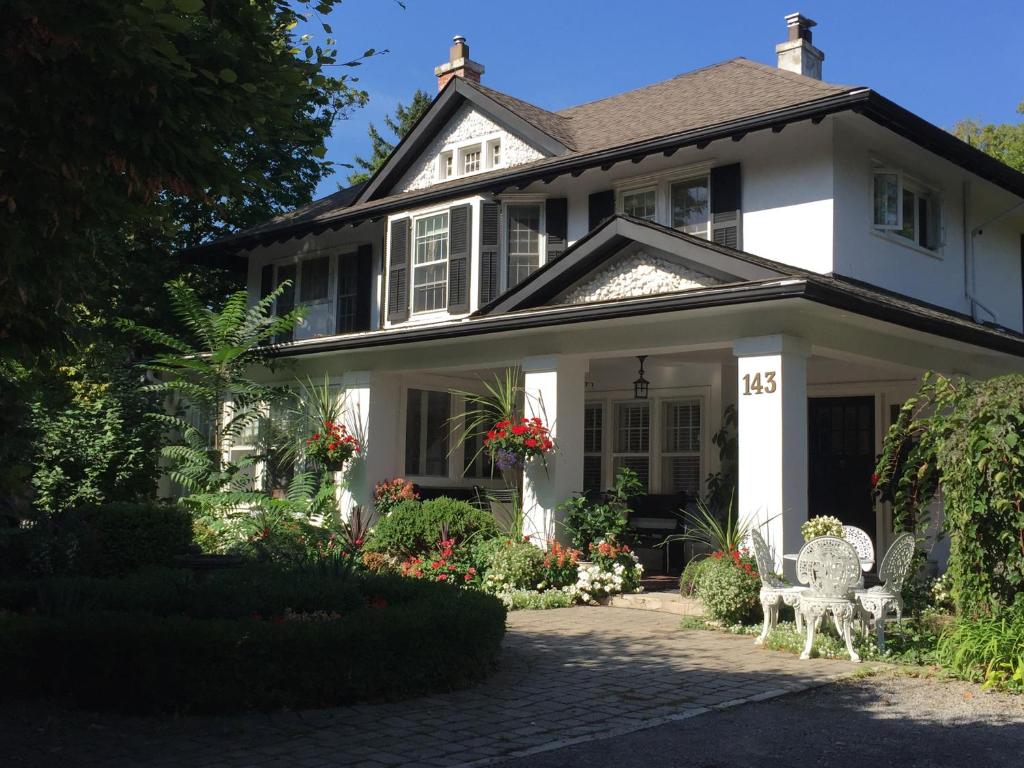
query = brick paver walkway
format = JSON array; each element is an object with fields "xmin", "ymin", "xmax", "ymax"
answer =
[{"xmin": 4, "ymin": 607, "xmax": 865, "ymax": 767}]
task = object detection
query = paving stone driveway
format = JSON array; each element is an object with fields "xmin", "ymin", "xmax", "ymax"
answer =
[{"xmin": 4, "ymin": 607, "xmax": 865, "ymax": 767}]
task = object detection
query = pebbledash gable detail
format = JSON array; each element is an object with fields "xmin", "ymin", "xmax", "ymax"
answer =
[{"xmin": 183, "ymin": 15, "xmax": 1024, "ymax": 578}]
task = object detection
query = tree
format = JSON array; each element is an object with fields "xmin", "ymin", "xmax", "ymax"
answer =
[
  {"xmin": 0, "ymin": 1, "xmax": 372, "ymax": 361},
  {"xmin": 347, "ymin": 89, "xmax": 433, "ymax": 185},
  {"xmin": 953, "ymin": 102, "xmax": 1024, "ymax": 173}
]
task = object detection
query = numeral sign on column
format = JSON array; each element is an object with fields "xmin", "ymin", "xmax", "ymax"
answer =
[{"xmin": 742, "ymin": 371, "xmax": 777, "ymax": 395}]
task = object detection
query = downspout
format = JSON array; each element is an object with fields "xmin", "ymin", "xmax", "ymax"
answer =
[{"xmin": 966, "ymin": 183, "xmax": 1024, "ymax": 324}]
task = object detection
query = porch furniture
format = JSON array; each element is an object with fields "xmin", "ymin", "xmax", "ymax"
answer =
[
  {"xmin": 627, "ymin": 493, "xmax": 688, "ymax": 574},
  {"xmin": 853, "ymin": 532, "xmax": 916, "ymax": 650},
  {"xmin": 841, "ymin": 525, "xmax": 875, "ymax": 588},
  {"xmin": 795, "ymin": 536, "xmax": 863, "ymax": 663},
  {"xmin": 474, "ymin": 486, "xmax": 517, "ymax": 530},
  {"xmin": 749, "ymin": 529, "xmax": 806, "ymax": 645}
]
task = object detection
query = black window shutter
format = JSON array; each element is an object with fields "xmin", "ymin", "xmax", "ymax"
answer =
[
  {"xmin": 275, "ymin": 263, "xmax": 296, "ymax": 343},
  {"xmin": 479, "ymin": 201, "xmax": 501, "ymax": 306},
  {"xmin": 387, "ymin": 218, "xmax": 410, "ymax": 322},
  {"xmin": 710, "ymin": 163, "xmax": 742, "ymax": 250},
  {"xmin": 545, "ymin": 197, "xmax": 568, "ymax": 261},
  {"xmin": 588, "ymin": 189, "xmax": 615, "ymax": 231},
  {"xmin": 354, "ymin": 244, "xmax": 373, "ymax": 331},
  {"xmin": 447, "ymin": 204, "xmax": 472, "ymax": 313}
]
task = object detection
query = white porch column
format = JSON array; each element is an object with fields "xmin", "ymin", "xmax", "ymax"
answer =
[
  {"xmin": 521, "ymin": 355, "xmax": 586, "ymax": 545},
  {"xmin": 733, "ymin": 335, "xmax": 809, "ymax": 576},
  {"xmin": 339, "ymin": 371, "xmax": 401, "ymax": 526}
]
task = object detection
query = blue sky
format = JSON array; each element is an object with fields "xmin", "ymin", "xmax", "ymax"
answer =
[{"xmin": 313, "ymin": 0, "xmax": 1024, "ymax": 197}]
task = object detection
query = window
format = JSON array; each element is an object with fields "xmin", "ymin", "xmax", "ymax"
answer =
[
  {"xmin": 621, "ymin": 188, "xmax": 657, "ymax": 221},
  {"xmin": 413, "ymin": 212, "xmax": 449, "ymax": 313},
  {"xmin": 405, "ymin": 389, "xmax": 451, "ymax": 476},
  {"xmin": 335, "ymin": 254, "xmax": 359, "ymax": 333},
  {"xmin": 463, "ymin": 428, "xmax": 497, "ymax": 479},
  {"xmin": 670, "ymin": 177, "xmax": 710, "ymax": 237},
  {"xmin": 270, "ymin": 256, "xmax": 333, "ymax": 340},
  {"xmin": 506, "ymin": 203, "xmax": 542, "ymax": 288},
  {"xmin": 613, "ymin": 402, "xmax": 650, "ymax": 490},
  {"xmin": 872, "ymin": 168, "xmax": 941, "ymax": 250},
  {"xmin": 661, "ymin": 400, "xmax": 701, "ymax": 497},
  {"xmin": 461, "ymin": 145, "xmax": 481, "ymax": 174},
  {"xmin": 490, "ymin": 139, "xmax": 501, "ymax": 167},
  {"xmin": 440, "ymin": 151, "xmax": 454, "ymax": 180},
  {"xmin": 583, "ymin": 403, "xmax": 604, "ymax": 494}
]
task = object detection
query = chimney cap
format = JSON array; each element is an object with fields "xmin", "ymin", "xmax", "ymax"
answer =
[
  {"xmin": 784, "ymin": 12, "xmax": 817, "ymax": 42},
  {"xmin": 452, "ymin": 34, "xmax": 467, "ymax": 45}
]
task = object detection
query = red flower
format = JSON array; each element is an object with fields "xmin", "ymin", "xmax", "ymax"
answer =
[
  {"xmin": 871, "ymin": 472, "xmax": 879, "ymax": 488},
  {"xmin": 312, "ymin": 433, "xmax": 320, "ymax": 440},
  {"xmin": 512, "ymin": 425, "xmax": 527, "ymax": 436},
  {"xmin": 437, "ymin": 573, "xmax": 448, "ymax": 581},
  {"xmin": 487, "ymin": 430, "xmax": 496, "ymax": 439},
  {"xmin": 525, "ymin": 438, "xmax": 538, "ymax": 448}
]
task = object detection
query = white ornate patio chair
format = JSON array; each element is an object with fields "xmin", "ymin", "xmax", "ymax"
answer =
[
  {"xmin": 853, "ymin": 533, "xmax": 916, "ymax": 650},
  {"xmin": 841, "ymin": 525, "xmax": 875, "ymax": 587},
  {"xmin": 796, "ymin": 536, "xmax": 863, "ymax": 663},
  {"xmin": 749, "ymin": 529, "xmax": 806, "ymax": 645}
]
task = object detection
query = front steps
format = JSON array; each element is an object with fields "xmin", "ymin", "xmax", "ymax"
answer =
[{"xmin": 608, "ymin": 591, "xmax": 703, "ymax": 616}]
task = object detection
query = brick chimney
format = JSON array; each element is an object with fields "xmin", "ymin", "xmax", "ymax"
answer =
[
  {"xmin": 776, "ymin": 13, "xmax": 824, "ymax": 79},
  {"xmin": 435, "ymin": 35, "xmax": 485, "ymax": 91}
]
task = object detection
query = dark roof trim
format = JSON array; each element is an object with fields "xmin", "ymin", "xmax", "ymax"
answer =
[
  {"xmin": 265, "ymin": 276, "xmax": 1024, "ymax": 360},
  {"xmin": 477, "ymin": 215, "xmax": 788, "ymax": 315},
  {"xmin": 185, "ymin": 88, "xmax": 1024, "ymax": 262},
  {"xmin": 356, "ymin": 78, "xmax": 572, "ymax": 204}
]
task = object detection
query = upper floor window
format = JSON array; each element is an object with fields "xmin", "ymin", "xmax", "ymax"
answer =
[
  {"xmin": 873, "ymin": 167, "xmax": 941, "ymax": 251},
  {"xmin": 441, "ymin": 151, "xmax": 454, "ymax": 179},
  {"xmin": 489, "ymin": 139, "xmax": 501, "ymax": 167},
  {"xmin": 506, "ymin": 203, "xmax": 542, "ymax": 289},
  {"xmin": 461, "ymin": 145, "xmax": 481, "ymax": 174},
  {"xmin": 670, "ymin": 178, "xmax": 710, "ymax": 237},
  {"xmin": 622, "ymin": 188, "xmax": 657, "ymax": 221},
  {"xmin": 265, "ymin": 255, "xmax": 332, "ymax": 341},
  {"xmin": 413, "ymin": 212, "xmax": 449, "ymax": 313}
]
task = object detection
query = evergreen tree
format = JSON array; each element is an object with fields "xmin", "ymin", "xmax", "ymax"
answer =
[{"xmin": 348, "ymin": 90, "xmax": 433, "ymax": 185}]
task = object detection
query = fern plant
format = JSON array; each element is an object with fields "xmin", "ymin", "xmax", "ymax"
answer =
[{"xmin": 120, "ymin": 278, "xmax": 304, "ymax": 494}]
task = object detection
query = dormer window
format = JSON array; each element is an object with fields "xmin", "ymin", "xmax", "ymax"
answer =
[{"xmin": 461, "ymin": 145, "xmax": 481, "ymax": 174}]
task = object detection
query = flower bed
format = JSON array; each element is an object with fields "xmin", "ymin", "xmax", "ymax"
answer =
[{"xmin": 0, "ymin": 567, "xmax": 506, "ymax": 713}]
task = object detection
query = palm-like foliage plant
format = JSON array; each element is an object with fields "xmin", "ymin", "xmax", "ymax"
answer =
[
  {"xmin": 659, "ymin": 493, "xmax": 755, "ymax": 554},
  {"xmin": 120, "ymin": 278, "xmax": 305, "ymax": 495}
]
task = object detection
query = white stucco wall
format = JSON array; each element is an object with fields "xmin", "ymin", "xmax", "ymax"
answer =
[
  {"xmin": 833, "ymin": 113, "xmax": 1024, "ymax": 331},
  {"xmin": 394, "ymin": 104, "xmax": 545, "ymax": 193}
]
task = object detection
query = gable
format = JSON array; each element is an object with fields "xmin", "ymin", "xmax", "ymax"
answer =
[
  {"xmin": 556, "ymin": 244, "xmax": 724, "ymax": 305},
  {"xmin": 395, "ymin": 103, "xmax": 546, "ymax": 193}
]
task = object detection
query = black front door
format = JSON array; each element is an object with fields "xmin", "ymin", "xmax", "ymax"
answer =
[{"xmin": 808, "ymin": 397, "xmax": 876, "ymax": 548}]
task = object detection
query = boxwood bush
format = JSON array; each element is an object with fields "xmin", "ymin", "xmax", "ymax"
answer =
[
  {"xmin": 363, "ymin": 497, "xmax": 499, "ymax": 556},
  {"xmin": 0, "ymin": 569, "xmax": 506, "ymax": 713},
  {"xmin": 694, "ymin": 551, "xmax": 761, "ymax": 625}
]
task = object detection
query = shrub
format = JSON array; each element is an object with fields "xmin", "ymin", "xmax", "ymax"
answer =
[
  {"xmin": 499, "ymin": 588, "xmax": 576, "ymax": 611},
  {"xmin": 695, "ymin": 550, "xmax": 760, "ymax": 625},
  {"xmin": 482, "ymin": 540, "xmax": 545, "ymax": 593},
  {"xmin": 363, "ymin": 497, "xmax": 499, "ymax": 557},
  {"xmin": 79, "ymin": 502, "xmax": 193, "ymax": 575},
  {"xmin": 679, "ymin": 556, "xmax": 712, "ymax": 597},
  {"xmin": 559, "ymin": 467, "xmax": 641, "ymax": 551},
  {"xmin": 0, "ymin": 580, "xmax": 506, "ymax": 713},
  {"xmin": 935, "ymin": 611, "xmax": 1024, "ymax": 691}
]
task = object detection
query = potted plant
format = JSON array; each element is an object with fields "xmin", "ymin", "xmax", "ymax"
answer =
[
  {"xmin": 305, "ymin": 420, "xmax": 360, "ymax": 472},
  {"xmin": 483, "ymin": 416, "xmax": 554, "ymax": 473}
]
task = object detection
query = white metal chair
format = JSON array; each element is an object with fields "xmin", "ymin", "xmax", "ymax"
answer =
[
  {"xmin": 796, "ymin": 536, "xmax": 863, "ymax": 662},
  {"xmin": 841, "ymin": 525, "xmax": 874, "ymax": 588},
  {"xmin": 749, "ymin": 529, "xmax": 806, "ymax": 645},
  {"xmin": 854, "ymin": 533, "xmax": 916, "ymax": 650}
]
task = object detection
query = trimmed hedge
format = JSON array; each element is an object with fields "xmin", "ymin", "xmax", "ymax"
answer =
[
  {"xmin": 0, "ymin": 571, "xmax": 506, "ymax": 713},
  {"xmin": 364, "ymin": 497, "xmax": 500, "ymax": 556}
]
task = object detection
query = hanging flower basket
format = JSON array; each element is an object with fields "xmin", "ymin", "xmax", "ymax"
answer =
[
  {"xmin": 305, "ymin": 420, "xmax": 360, "ymax": 472},
  {"xmin": 484, "ymin": 417, "xmax": 554, "ymax": 471}
]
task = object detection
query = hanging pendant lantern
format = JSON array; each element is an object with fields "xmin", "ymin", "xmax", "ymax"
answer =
[{"xmin": 633, "ymin": 355, "xmax": 650, "ymax": 400}]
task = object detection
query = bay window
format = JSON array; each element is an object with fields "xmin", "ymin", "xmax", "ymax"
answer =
[
  {"xmin": 413, "ymin": 212, "xmax": 449, "ymax": 313},
  {"xmin": 506, "ymin": 203, "xmax": 542, "ymax": 288}
]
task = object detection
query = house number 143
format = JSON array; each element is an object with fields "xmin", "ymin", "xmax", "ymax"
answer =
[{"xmin": 742, "ymin": 371, "xmax": 777, "ymax": 395}]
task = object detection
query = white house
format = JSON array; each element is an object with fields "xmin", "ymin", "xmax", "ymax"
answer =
[{"xmin": 187, "ymin": 15, "xmax": 1024, "ymax": 574}]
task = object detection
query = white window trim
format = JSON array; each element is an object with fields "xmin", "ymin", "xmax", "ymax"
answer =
[
  {"xmin": 401, "ymin": 384, "xmax": 453, "ymax": 480},
  {"xmin": 614, "ymin": 161, "xmax": 715, "ymax": 233},
  {"xmin": 411, "ymin": 210, "xmax": 450, "ymax": 316},
  {"xmin": 870, "ymin": 159, "xmax": 945, "ymax": 256},
  {"xmin": 436, "ymin": 130, "xmax": 506, "ymax": 182},
  {"xmin": 500, "ymin": 195, "xmax": 547, "ymax": 293},
  {"xmin": 266, "ymin": 253, "xmax": 337, "ymax": 341},
  {"xmin": 588, "ymin": 388, "xmax": 708, "ymax": 495}
]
